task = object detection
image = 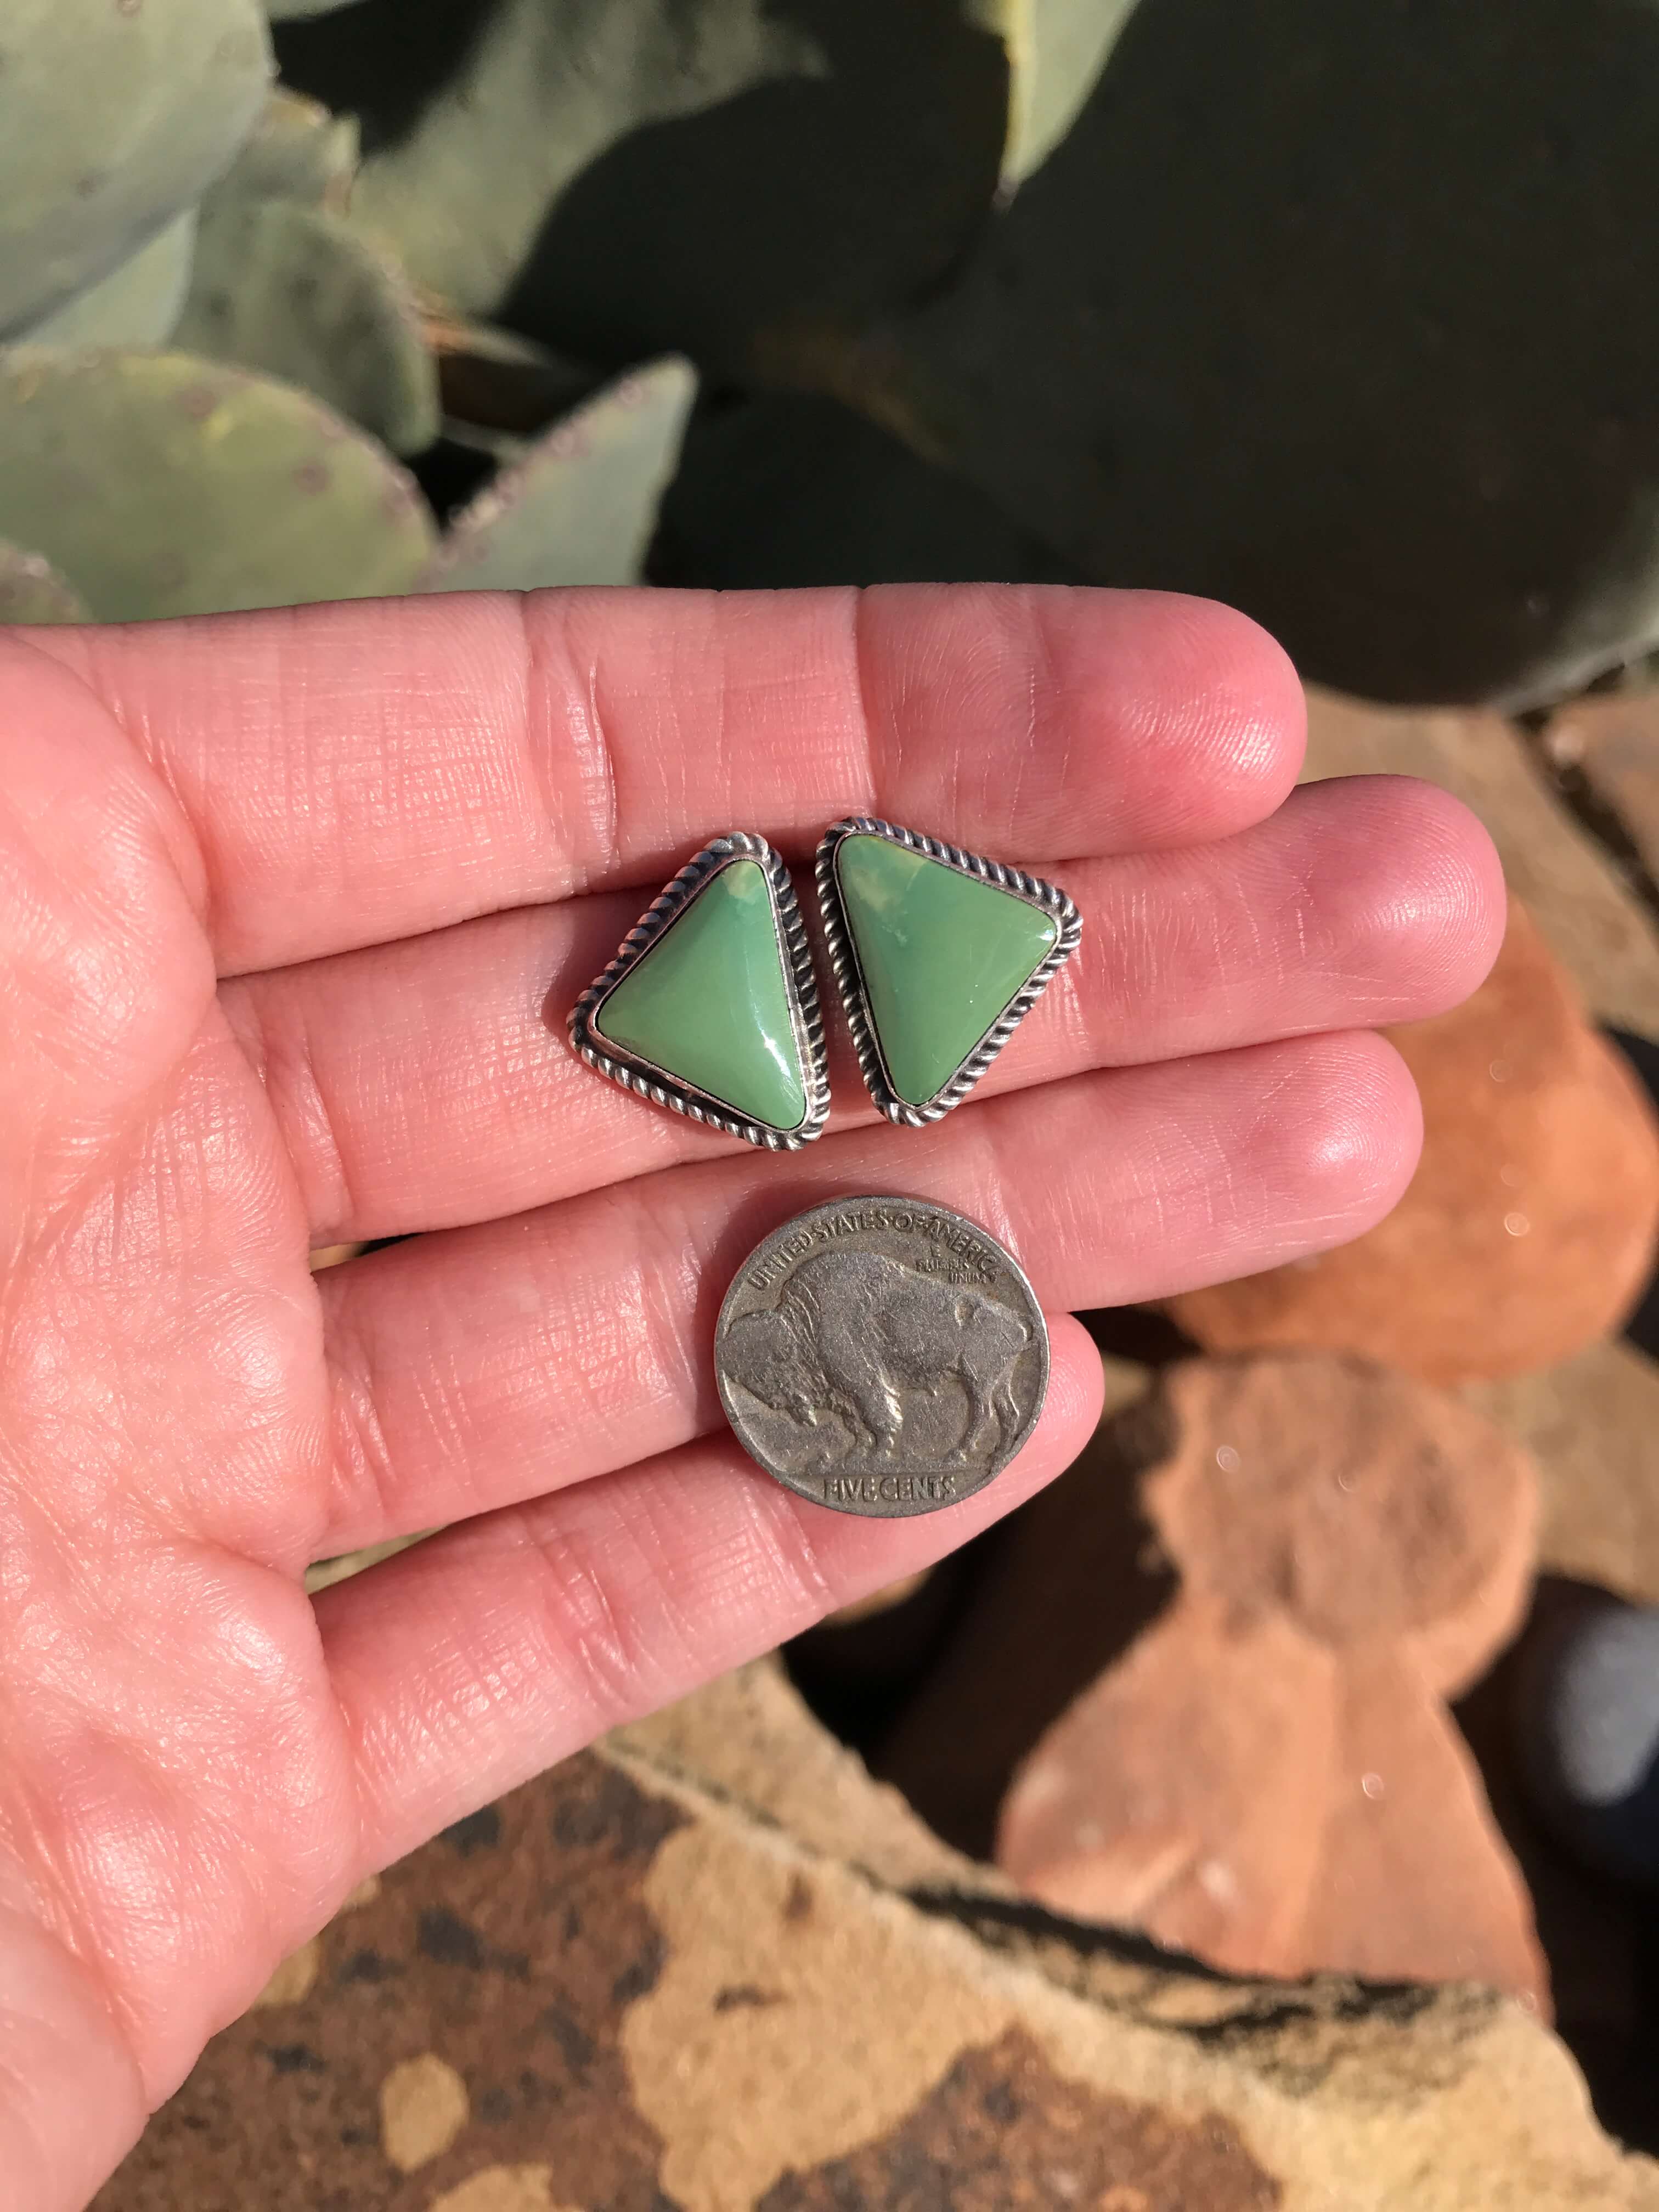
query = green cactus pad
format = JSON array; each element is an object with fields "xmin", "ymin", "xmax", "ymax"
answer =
[
  {"xmin": 312, "ymin": 0, "xmax": 829, "ymax": 318},
  {"xmin": 421, "ymin": 357, "xmax": 695, "ymax": 592},
  {"xmin": 0, "ymin": 540, "xmax": 90, "ymax": 626},
  {"xmin": 175, "ymin": 199, "xmax": 439, "ymax": 454},
  {"xmin": 0, "ymin": 349, "xmax": 437, "ymax": 622},
  {"xmin": 991, "ymin": 0, "xmax": 1139, "ymax": 187},
  {"xmin": 209, "ymin": 87, "xmax": 360, "ymax": 211},
  {"xmin": 22, "ymin": 212, "xmax": 198, "ymax": 351},
  {"xmin": 287, "ymin": 0, "xmax": 1006, "ymax": 383},
  {"xmin": 0, "ymin": 0, "xmax": 272, "ymax": 338}
]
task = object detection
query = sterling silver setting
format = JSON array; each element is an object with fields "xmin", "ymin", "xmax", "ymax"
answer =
[
  {"xmin": 568, "ymin": 831, "xmax": 830, "ymax": 1149},
  {"xmin": 815, "ymin": 816, "xmax": 1082, "ymax": 1126}
]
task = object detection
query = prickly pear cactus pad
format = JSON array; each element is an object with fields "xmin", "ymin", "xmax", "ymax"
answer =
[
  {"xmin": 0, "ymin": 540, "xmax": 89, "ymax": 627},
  {"xmin": 421, "ymin": 357, "xmax": 696, "ymax": 592},
  {"xmin": 0, "ymin": 0, "xmax": 272, "ymax": 338},
  {"xmin": 22, "ymin": 212, "xmax": 198, "ymax": 352},
  {"xmin": 0, "ymin": 350, "xmax": 437, "ymax": 622},
  {"xmin": 208, "ymin": 87, "xmax": 360, "ymax": 212},
  {"xmin": 279, "ymin": 0, "xmax": 828, "ymax": 327},
  {"xmin": 277, "ymin": 0, "xmax": 1008, "ymax": 383},
  {"xmin": 175, "ymin": 199, "xmax": 440, "ymax": 454}
]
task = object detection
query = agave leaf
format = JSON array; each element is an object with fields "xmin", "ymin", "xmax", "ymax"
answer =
[
  {"xmin": 0, "ymin": 539, "xmax": 90, "ymax": 625},
  {"xmin": 0, "ymin": 348, "xmax": 436, "ymax": 622},
  {"xmin": 0, "ymin": 0, "xmax": 271, "ymax": 337},
  {"xmin": 174, "ymin": 199, "xmax": 439, "ymax": 454},
  {"xmin": 421, "ymin": 357, "xmax": 694, "ymax": 593},
  {"xmin": 22, "ymin": 211, "xmax": 198, "ymax": 351}
]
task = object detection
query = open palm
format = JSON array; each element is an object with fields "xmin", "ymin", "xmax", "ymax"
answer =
[{"xmin": 0, "ymin": 584, "xmax": 1501, "ymax": 2209}]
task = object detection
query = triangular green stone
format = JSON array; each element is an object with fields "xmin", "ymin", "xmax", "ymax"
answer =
[
  {"xmin": 594, "ymin": 859, "xmax": 807, "ymax": 1131},
  {"xmin": 837, "ymin": 835, "xmax": 1058, "ymax": 1107}
]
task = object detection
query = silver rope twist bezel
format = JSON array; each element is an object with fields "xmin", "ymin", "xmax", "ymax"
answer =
[
  {"xmin": 568, "ymin": 831, "xmax": 831, "ymax": 1149},
  {"xmin": 815, "ymin": 816, "xmax": 1082, "ymax": 1125}
]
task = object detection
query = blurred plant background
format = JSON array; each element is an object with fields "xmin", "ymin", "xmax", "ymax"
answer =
[
  {"xmin": 13, "ymin": 3, "xmax": 1659, "ymax": 2200},
  {"xmin": 8, "ymin": 0, "xmax": 1659, "ymax": 710}
]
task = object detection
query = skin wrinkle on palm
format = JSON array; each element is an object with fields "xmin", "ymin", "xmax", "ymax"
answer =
[{"xmin": 0, "ymin": 585, "xmax": 1505, "ymax": 2212}]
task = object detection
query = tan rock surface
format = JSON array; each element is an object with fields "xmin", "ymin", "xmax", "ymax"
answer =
[
  {"xmin": 1302, "ymin": 687, "xmax": 1659, "ymax": 1035},
  {"xmin": 1167, "ymin": 899, "xmax": 1659, "ymax": 1383},
  {"xmin": 381, "ymin": 2052, "xmax": 471, "ymax": 2172},
  {"xmin": 1545, "ymin": 686, "xmax": 1659, "ymax": 891},
  {"xmin": 428, "ymin": 2171, "xmax": 565, "ymax": 2212},
  {"xmin": 623, "ymin": 1654, "xmax": 972, "ymax": 1894},
  {"xmin": 994, "ymin": 1357, "xmax": 1546, "ymax": 2004},
  {"xmin": 247, "ymin": 1936, "xmax": 321, "ymax": 2010},
  {"xmin": 93, "ymin": 1660, "xmax": 1655, "ymax": 2212},
  {"xmin": 1466, "ymin": 1337, "xmax": 1659, "ymax": 1606}
]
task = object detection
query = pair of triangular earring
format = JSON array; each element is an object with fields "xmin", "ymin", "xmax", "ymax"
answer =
[{"xmin": 568, "ymin": 817, "xmax": 1082, "ymax": 1149}]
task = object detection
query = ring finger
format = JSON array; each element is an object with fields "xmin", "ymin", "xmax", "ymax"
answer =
[{"xmin": 305, "ymin": 1025, "xmax": 1422, "ymax": 1564}]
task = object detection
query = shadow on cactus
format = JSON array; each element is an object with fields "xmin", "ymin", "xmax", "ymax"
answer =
[{"xmin": 275, "ymin": 0, "xmax": 1008, "ymax": 385}]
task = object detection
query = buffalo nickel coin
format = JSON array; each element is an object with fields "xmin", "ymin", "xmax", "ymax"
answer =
[{"xmin": 715, "ymin": 1195, "xmax": 1049, "ymax": 1517}]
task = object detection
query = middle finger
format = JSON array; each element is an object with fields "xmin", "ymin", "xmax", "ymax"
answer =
[{"xmin": 226, "ymin": 772, "xmax": 1497, "ymax": 1244}]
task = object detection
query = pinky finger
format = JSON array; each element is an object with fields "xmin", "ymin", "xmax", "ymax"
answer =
[{"xmin": 315, "ymin": 1316, "xmax": 1106, "ymax": 1871}]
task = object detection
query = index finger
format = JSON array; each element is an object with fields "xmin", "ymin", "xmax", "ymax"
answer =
[{"xmin": 29, "ymin": 583, "xmax": 1304, "ymax": 974}]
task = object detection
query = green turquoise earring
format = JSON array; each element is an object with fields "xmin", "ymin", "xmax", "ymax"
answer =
[
  {"xmin": 816, "ymin": 817, "xmax": 1081, "ymax": 1124},
  {"xmin": 569, "ymin": 832, "xmax": 830, "ymax": 1148}
]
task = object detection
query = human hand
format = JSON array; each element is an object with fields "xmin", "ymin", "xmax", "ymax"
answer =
[{"xmin": 0, "ymin": 585, "xmax": 1502, "ymax": 2208}]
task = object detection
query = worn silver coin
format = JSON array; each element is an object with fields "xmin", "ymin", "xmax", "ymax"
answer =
[{"xmin": 715, "ymin": 1195, "xmax": 1049, "ymax": 1517}]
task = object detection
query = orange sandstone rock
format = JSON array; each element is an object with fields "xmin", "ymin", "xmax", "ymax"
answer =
[
  {"xmin": 1167, "ymin": 899, "xmax": 1659, "ymax": 1384},
  {"xmin": 996, "ymin": 1355, "xmax": 1548, "ymax": 2005}
]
